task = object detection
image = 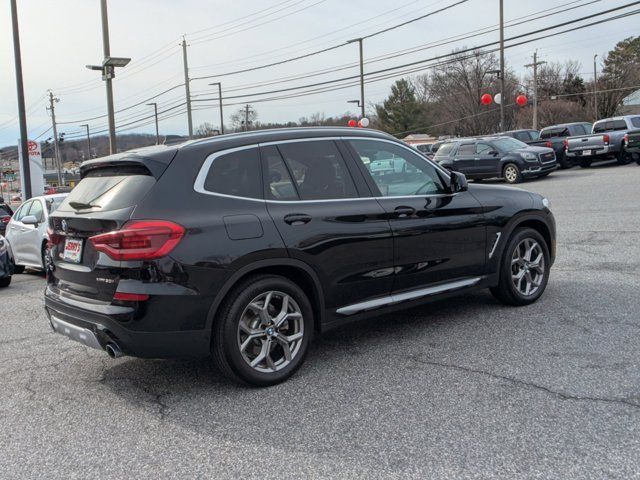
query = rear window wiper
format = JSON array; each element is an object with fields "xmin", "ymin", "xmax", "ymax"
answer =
[{"xmin": 68, "ymin": 201, "xmax": 101, "ymax": 210}]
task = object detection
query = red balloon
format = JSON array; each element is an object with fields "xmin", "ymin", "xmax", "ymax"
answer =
[
  {"xmin": 348, "ymin": 119, "xmax": 357, "ymax": 127},
  {"xmin": 516, "ymin": 94, "xmax": 528, "ymax": 106},
  {"xmin": 357, "ymin": 120, "xmax": 363, "ymax": 128},
  {"xmin": 481, "ymin": 93, "xmax": 492, "ymax": 105}
]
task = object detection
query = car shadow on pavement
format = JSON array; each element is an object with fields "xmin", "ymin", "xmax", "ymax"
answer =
[{"xmin": 97, "ymin": 291, "xmax": 505, "ymax": 426}]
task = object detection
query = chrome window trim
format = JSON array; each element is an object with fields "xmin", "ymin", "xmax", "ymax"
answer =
[{"xmin": 193, "ymin": 136, "xmax": 456, "ymax": 203}]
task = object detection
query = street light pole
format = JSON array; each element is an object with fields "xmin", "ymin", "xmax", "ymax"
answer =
[
  {"xmin": 10, "ymin": 0, "xmax": 32, "ymax": 200},
  {"xmin": 347, "ymin": 38, "xmax": 365, "ymax": 119},
  {"xmin": 80, "ymin": 124, "xmax": 91, "ymax": 158},
  {"xmin": 146, "ymin": 103, "xmax": 159, "ymax": 144},
  {"xmin": 86, "ymin": 0, "xmax": 130, "ymax": 155},
  {"xmin": 593, "ymin": 54, "xmax": 598, "ymax": 121},
  {"xmin": 209, "ymin": 82, "xmax": 224, "ymax": 134},
  {"xmin": 499, "ymin": 0, "xmax": 505, "ymax": 131}
]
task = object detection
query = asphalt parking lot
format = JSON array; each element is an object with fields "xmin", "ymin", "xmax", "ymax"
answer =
[{"xmin": 1, "ymin": 161, "xmax": 639, "ymax": 479}]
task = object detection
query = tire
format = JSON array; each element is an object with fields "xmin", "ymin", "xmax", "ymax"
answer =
[
  {"xmin": 579, "ymin": 158, "xmax": 592, "ymax": 168},
  {"xmin": 212, "ymin": 274, "xmax": 314, "ymax": 386},
  {"xmin": 13, "ymin": 265, "xmax": 25, "ymax": 274},
  {"xmin": 0, "ymin": 277, "xmax": 10, "ymax": 288},
  {"xmin": 490, "ymin": 227, "xmax": 550, "ymax": 306},
  {"xmin": 616, "ymin": 148, "xmax": 632, "ymax": 165},
  {"xmin": 557, "ymin": 151, "xmax": 572, "ymax": 169},
  {"xmin": 502, "ymin": 163, "xmax": 522, "ymax": 184}
]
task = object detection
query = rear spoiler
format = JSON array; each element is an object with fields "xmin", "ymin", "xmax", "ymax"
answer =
[{"xmin": 80, "ymin": 146, "xmax": 179, "ymax": 179}]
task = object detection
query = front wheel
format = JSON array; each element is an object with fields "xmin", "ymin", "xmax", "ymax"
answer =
[
  {"xmin": 490, "ymin": 227, "xmax": 550, "ymax": 306},
  {"xmin": 0, "ymin": 277, "xmax": 11, "ymax": 288},
  {"xmin": 212, "ymin": 275, "xmax": 313, "ymax": 386},
  {"xmin": 502, "ymin": 163, "xmax": 522, "ymax": 184}
]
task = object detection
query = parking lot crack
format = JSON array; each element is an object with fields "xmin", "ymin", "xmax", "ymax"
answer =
[{"xmin": 406, "ymin": 356, "xmax": 640, "ymax": 411}]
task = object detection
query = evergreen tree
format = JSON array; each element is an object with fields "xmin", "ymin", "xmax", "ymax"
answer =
[{"xmin": 375, "ymin": 79, "xmax": 422, "ymax": 136}]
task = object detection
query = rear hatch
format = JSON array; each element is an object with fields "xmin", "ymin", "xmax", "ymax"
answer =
[{"xmin": 48, "ymin": 146, "xmax": 177, "ymax": 303}]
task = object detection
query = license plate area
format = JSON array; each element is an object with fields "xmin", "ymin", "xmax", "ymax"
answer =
[{"xmin": 63, "ymin": 238, "xmax": 84, "ymax": 264}]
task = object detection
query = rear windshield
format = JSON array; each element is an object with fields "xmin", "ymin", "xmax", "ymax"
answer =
[{"xmin": 57, "ymin": 168, "xmax": 155, "ymax": 213}]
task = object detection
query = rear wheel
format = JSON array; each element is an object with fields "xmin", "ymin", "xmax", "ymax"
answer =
[
  {"xmin": 579, "ymin": 158, "xmax": 592, "ymax": 168},
  {"xmin": 0, "ymin": 277, "xmax": 10, "ymax": 288},
  {"xmin": 616, "ymin": 148, "xmax": 632, "ymax": 165},
  {"xmin": 490, "ymin": 227, "xmax": 550, "ymax": 306},
  {"xmin": 557, "ymin": 151, "xmax": 572, "ymax": 169},
  {"xmin": 212, "ymin": 274, "xmax": 313, "ymax": 386},
  {"xmin": 502, "ymin": 163, "xmax": 522, "ymax": 184}
]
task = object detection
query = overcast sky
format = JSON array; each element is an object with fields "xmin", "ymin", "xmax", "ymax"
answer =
[{"xmin": 0, "ymin": 0, "xmax": 637, "ymax": 147}]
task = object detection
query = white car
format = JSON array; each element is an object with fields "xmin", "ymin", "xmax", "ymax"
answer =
[{"xmin": 5, "ymin": 194, "xmax": 67, "ymax": 272}]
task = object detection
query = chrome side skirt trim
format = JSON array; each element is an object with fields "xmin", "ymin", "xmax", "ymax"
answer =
[
  {"xmin": 488, "ymin": 232, "xmax": 502, "ymax": 259},
  {"xmin": 336, "ymin": 277, "xmax": 482, "ymax": 316}
]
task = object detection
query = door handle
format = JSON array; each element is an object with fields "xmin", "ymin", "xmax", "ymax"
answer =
[
  {"xmin": 394, "ymin": 206, "xmax": 416, "ymax": 218},
  {"xmin": 283, "ymin": 213, "xmax": 312, "ymax": 226}
]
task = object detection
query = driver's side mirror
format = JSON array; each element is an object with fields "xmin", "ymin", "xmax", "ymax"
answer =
[
  {"xmin": 449, "ymin": 171, "xmax": 468, "ymax": 193},
  {"xmin": 21, "ymin": 215, "xmax": 39, "ymax": 226}
]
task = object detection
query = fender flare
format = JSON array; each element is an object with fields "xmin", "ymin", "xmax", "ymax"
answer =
[
  {"xmin": 495, "ymin": 211, "xmax": 555, "ymax": 265},
  {"xmin": 204, "ymin": 257, "xmax": 326, "ymax": 332}
]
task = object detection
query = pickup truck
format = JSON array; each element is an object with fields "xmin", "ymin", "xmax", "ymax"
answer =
[
  {"xmin": 565, "ymin": 115, "xmax": 640, "ymax": 167},
  {"xmin": 533, "ymin": 122, "xmax": 592, "ymax": 169},
  {"xmin": 625, "ymin": 130, "xmax": 640, "ymax": 164}
]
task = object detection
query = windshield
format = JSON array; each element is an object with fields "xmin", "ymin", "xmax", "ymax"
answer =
[{"xmin": 494, "ymin": 137, "xmax": 528, "ymax": 153}]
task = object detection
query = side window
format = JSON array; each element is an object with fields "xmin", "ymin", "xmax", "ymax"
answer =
[
  {"xmin": 456, "ymin": 143, "xmax": 475, "ymax": 155},
  {"xmin": 613, "ymin": 120, "xmax": 627, "ymax": 131},
  {"xmin": 540, "ymin": 130, "xmax": 552, "ymax": 139},
  {"xmin": 530, "ymin": 131, "xmax": 540, "ymax": 140},
  {"xmin": 476, "ymin": 143, "xmax": 493, "ymax": 154},
  {"xmin": 261, "ymin": 145, "xmax": 298, "ymax": 201},
  {"xmin": 514, "ymin": 131, "xmax": 531, "ymax": 142},
  {"xmin": 14, "ymin": 202, "xmax": 31, "ymax": 222},
  {"xmin": 631, "ymin": 117, "xmax": 640, "ymax": 128},
  {"xmin": 349, "ymin": 139, "xmax": 447, "ymax": 197},
  {"xmin": 28, "ymin": 200, "xmax": 44, "ymax": 222},
  {"xmin": 203, "ymin": 147, "xmax": 262, "ymax": 199},
  {"xmin": 434, "ymin": 143, "xmax": 454, "ymax": 157},
  {"xmin": 276, "ymin": 141, "xmax": 357, "ymax": 201}
]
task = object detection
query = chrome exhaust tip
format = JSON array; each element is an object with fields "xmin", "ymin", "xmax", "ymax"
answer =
[{"xmin": 105, "ymin": 343, "xmax": 124, "ymax": 358}]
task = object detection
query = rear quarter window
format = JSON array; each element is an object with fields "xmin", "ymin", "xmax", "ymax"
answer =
[
  {"xmin": 202, "ymin": 147, "xmax": 262, "ymax": 199},
  {"xmin": 434, "ymin": 143, "xmax": 455, "ymax": 157}
]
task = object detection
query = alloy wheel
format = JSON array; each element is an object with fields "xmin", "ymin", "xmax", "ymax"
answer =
[
  {"xmin": 237, "ymin": 291, "xmax": 304, "ymax": 373},
  {"xmin": 504, "ymin": 165, "xmax": 518, "ymax": 183},
  {"xmin": 511, "ymin": 238, "xmax": 545, "ymax": 296}
]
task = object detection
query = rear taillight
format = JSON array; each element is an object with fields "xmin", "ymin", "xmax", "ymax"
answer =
[
  {"xmin": 545, "ymin": 141, "xmax": 553, "ymax": 149},
  {"xmin": 1, "ymin": 216, "xmax": 10, "ymax": 225},
  {"xmin": 89, "ymin": 220, "xmax": 185, "ymax": 261},
  {"xmin": 603, "ymin": 133, "xmax": 610, "ymax": 145},
  {"xmin": 563, "ymin": 138, "xmax": 569, "ymax": 149},
  {"xmin": 624, "ymin": 134, "xmax": 629, "ymax": 146},
  {"xmin": 47, "ymin": 227, "xmax": 63, "ymax": 246}
]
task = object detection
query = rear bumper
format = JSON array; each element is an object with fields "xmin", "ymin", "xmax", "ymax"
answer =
[
  {"xmin": 566, "ymin": 145, "xmax": 614, "ymax": 158},
  {"xmin": 44, "ymin": 286, "xmax": 211, "ymax": 358}
]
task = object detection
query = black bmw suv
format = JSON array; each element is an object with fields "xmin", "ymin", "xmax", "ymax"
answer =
[
  {"xmin": 45, "ymin": 127, "xmax": 555, "ymax": 386},
  {"xmin": 434, "ymin": 136, "xmax": 557, "ymax": 184}
]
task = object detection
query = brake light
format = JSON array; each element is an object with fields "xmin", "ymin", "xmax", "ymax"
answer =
[
  {"xmin": 89, "ymin": 220, "xmax": 185, "ymax": 261},
  {"xmin": 545, "ymin": 141, "xmax": 553, "ymax": 148},
  {"xmin": 624, "ymin": 134, "xmax": 629, "ymax": 146},
  {"xmin": 603, "ymin": 133, "xmax": 610, "ymax": 145},
  {"xmin": 46, "ymin": 227, "xmax": 63, "ymax": 246},
  {"xmin": 113, "ymin": 292, "xmax": 149, "ymax": 302},
  {"xmin": 563, "ymin": 138, "xmax": 569, "ymax": 149},
  {"xmin": 1, "ymin": 216, "xmax": 10, "ymax": 225}
]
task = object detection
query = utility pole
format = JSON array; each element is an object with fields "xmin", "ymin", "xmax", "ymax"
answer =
[
  {"xmin": 525, "ymin": 50, "xmax": 546, "ymax": 130},
  {"xmin": 86, "ymin": 0, "xmax": 130, "ymax": 155},
  {"xmin": 182, "ymin": 37, "xmax": 193, "ymax": 137},
  {"xmin": 244, "ymin": 104, "xmax": 250, "ymax": 131},
  {"xmin": 209, "ymin": 82, "xmax": 224, "ymax": 134},
  {"xmin": 498, "ymin": 0, "xmax": 505, "ymax": 131},
  {"xmin": 80, "ymin": 124, "xmax": 91, "ymax": 159},
  {"xmin": 593, "ymin": 54, "xmax": 598, "ymax": 121},
  {"xmin": 146, "ymin": 103, "xmax": 159, "ymax": 144},
  {"xmin": 47, "ymin": 91, "xmax": 62, "ymax": 185},
  {"xmin": 10, "ymin": 0, "xmax": 32, "ymax": 200},
  {"xmin": 347, "ymin": 38, "xmax": 365, "ymax": 119}
]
